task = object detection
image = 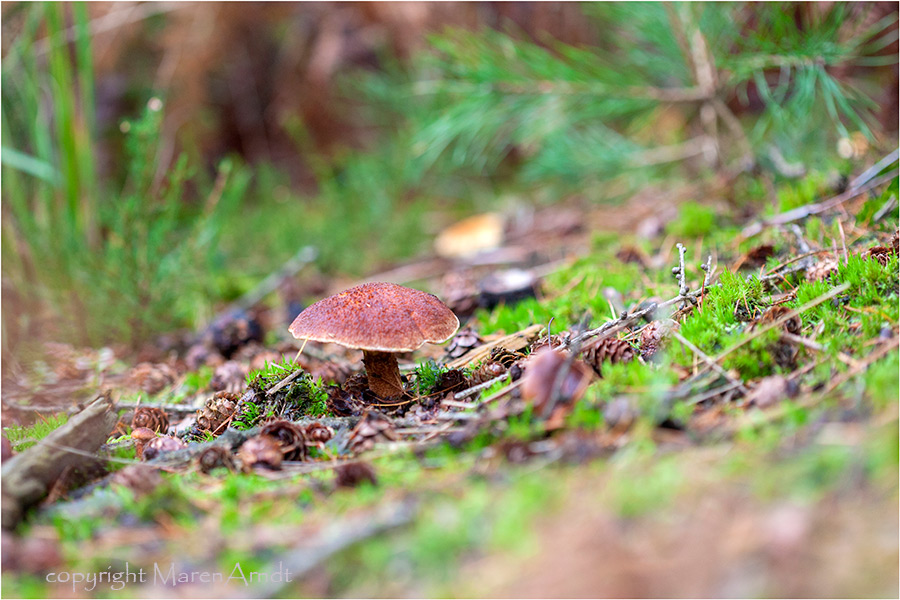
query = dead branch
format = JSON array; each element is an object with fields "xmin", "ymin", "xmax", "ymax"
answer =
[
  {"xmin": 1, "ymin": 393, "xmax": 118, "ymax": 529},
  {"xmin": 741, "ymin": 167, "xmax": 899, "ymax": 238}
]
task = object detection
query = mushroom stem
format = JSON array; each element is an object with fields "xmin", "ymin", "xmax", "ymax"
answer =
[{"xmin": 362, "ymin": 351, "xmax": 405, "ymax": 398}]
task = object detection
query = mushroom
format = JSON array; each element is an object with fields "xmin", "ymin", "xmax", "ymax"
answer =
[{"xmin": 289, "ymin": 282, "xmax": 459, "ymax": 398}]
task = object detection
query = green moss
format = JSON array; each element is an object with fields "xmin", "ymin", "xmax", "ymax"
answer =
[
  {"xmin": 413, "ymin": 359, "xmax": 447, "ymax": 396},
  {"xmin": 4, "ymin": 413, "xmax": 69, "ymax": 451}
]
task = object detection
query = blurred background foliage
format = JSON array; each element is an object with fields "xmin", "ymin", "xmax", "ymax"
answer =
[{"xmin": 1, "ymin": 1, "xmax": 897, "ymax": 354}]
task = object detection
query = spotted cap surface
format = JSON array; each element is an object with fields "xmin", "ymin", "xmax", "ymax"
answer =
[{"xmin": 289, "ymin": 282, "xmax": 460, "ymax": 352}]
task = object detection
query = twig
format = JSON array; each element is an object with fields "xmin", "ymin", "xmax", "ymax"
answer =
[
  {"xmin": 266, "ymin": 368, "xmax": 303, "ymax": 397},
  {"xmin": 114, "ymin": 402, "xmax": 199, "ymax": 415},
  {"xmin": 872, "ymin": 194, "xmax": 897, "ymax": 222},
  {"xmin": 687, "ymin": 381, "xmax": 745, "ymax": 405},
  {"xmin": 671, "ymin": 331, "xmax": 750, "ymax": 395},
  {"xmin": 453, "ymin": 372, "xmax": 510, "ymax": 400},
  {"xmin": 780, "ymin": 333, "xmax": 860, "ymax": 368},
  {"xmin": 741, "ymin": 169, "xmax": 899, "ymax": 238},
  {"xmin": 2, "ymin": 394, "xmax": 118, "ymax": 529}
]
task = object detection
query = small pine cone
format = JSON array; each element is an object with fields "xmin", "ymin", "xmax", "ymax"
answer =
[
  {"xmin": 342, "ymin": 373, "xmax": 370, "ymax": 401},
  {"xmin": 489, "ymin": 347, "xmax": 526, "ymax": 367},
  {"xmin": 604, "ymin": 397, "xmax": 638, "ymax": 434},
  {"xmin": 499, "ymin": 439, "xmax": 535, "ymax": 464},
  {"xmin": 128, "ymin": 362, "xmax": 177, "ymax": 395},
  {"xmin": 209, "ymin": 361, "xmax": 246, "ymax": 393},
  {"xmin": 185, "ymin": 343, "xmax": 224, "ymax": 371},
  {"xmin": 196, "ymin": 446, "xmax": 236, "ymax": 473},
  {"xmin": 615, "ymin": 245, "xmax": 648, "ymax": 267},
  {"xmin": 238, "ymin": 435, "xmax": 283, "ymax": 470},
  {"xmin": 335, "ymin": 462, "xmax": 378, "ymax": 488},
  {"xmin": 806, "ymin": 255, "xmax": 839, "ymax": 282},
  {"xmin": 196, "ymin": 391, "xmax": 240, "ymax": 434},
  {"xmin": 131, "ymin": 407, "xmax": 170, "ymax": 433},
  {"xmin": 529, "ymin": 333, "xmax": 570, "ymax": 355},
  {"xmin": 304, "ymin": 422, "xmax": 335, "ymax": 445},
  {"xmin": 757, "ymin": 305, "xmax": 801, "ymax": 335},
  {"xmin": 432, "ymin": 369, "xmax": 468, "ymax": 396},
  {"xmin": 864, "ymin": 245, "xmax": 893, "ymax": 266},
  {"xmin": 259, "ymin": 420, "xmax": 307, "ymax": 461},
  {"xmin": 639, "ymin": 319, "xmax": 678, "ymax": 361},
  {"xmin": 445, "ymin": 327, "xmax": 483, "ymax": 360},
  {"xmin": 327, "ymin": 386, "xmax": 358, "ymax": 416},
  {"xmin": 142, "ymin": 436, "xmax": 187, "ymax": 461},
  {"xmin": 468, "ymin": 360, "xmax": 508, "ymax": 385},
  {"xmin": 582, "ymin": 338, "xmax": 636, "ymax": 376},
  {"xmin": 110, "ymin": 464, "xmax": 163, "ymax": 496},
  {"xmin": 772, "ymin": 339, "xmax": 799, "ymax": 370},
  {"xmin": 347, "ymin": 410, "xmax": 397, "ymax": 453}
]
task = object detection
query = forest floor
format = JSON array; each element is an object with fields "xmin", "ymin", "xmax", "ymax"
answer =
[{"xmin": 2, "ymin": 158, "xmax": 899, "ymax": 598}]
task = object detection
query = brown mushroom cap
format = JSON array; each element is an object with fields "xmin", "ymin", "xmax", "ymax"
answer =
[{"xmin": 289, "ymin": 282, "xmax": 459, "ymax": 352}]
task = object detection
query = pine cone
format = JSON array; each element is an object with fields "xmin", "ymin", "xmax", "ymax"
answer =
[
  {"xmin": 131, "ymin": 407, "xmax": 170, "ymax": 433},
  {"xmin": 604, "ymin": 397, "xmax": 638, "ymax": 434},
  {"xmin": 806, "ymin": 254, "xmax": 839, "ymax": 282},
  {"xmin": 327, "ymin": 386, "xmax": 358, "ymax": 416},
  {"xmin": 490, "ymin": 347, "xmax": 526, "ymax": 367},
  {"xmin": 238, "ymin": 435, "xmax": 283, "ymax": 470},
  {"xmin": 432, "ymin": 369, "xmax": 468, "ymax": 396},
  {"xmin": 529, "ymin": 333, "xmax": 570, "ymax": 355},
  {"xmin": 445, "ymin": 327, "xmax": 483, "ymax": 360},
  {"xmin": 864, "ymin": 245, "xmax": 894, "ymax": 266},
  {"xmin": 196, "ymin": 446, "xmax": 237, "ymax": 473},
  {"xmin": 468, "ymin": 360, "xmax": 508, "ymax": 385},
  {"xmin": 185, "ymin": 343, "xmax": 224, "ymax": 371},
  {"xmin": 757, "ymin": 305, "xmax": 801, "ymax": 335},
  {"xmin": 210, "ymin": 311, "xmax": 264, "ymax": 358},
  {"xmin": 142, "ymin": 436, "xmax": 187, "ymax": 461},
  {"xmin": 110, "ymin": 465, "xmax": 163, "ymax": 496},
  {"xmin": 771, "ymin": 339, "xmax": 799, "ymax": 370},
  {"xmin": 304, "ymin": 422, "xmax": 334, "ymax": 445},
  {"xmin": 582, "ymin": 337, "xmax": 636, "ymax": 376},
  {"xmin": 347, "ymin": 410, "xmax": 397, "ymax": 453},
  {"xmin": 335, "ymin": 462, "xmax": 378, "ymax": 488},
  {"xmin": 342, "ymin": 373, "xmax": 370, "ymax": 401},
  {"xmin": 639, "ymin": 319, "xmax": 678, "ymax": 361},
  {"xmin": 259, "ymin": 420, "xmax": 307, "ymax": 461},
  {"xmin": 128, "ymin": 362, "xmax": 177, "ymax": 395},
  {"xmin": 209, "ymin": 361, "xmax": 246, "ymax": 393},
  {"xmin": 196, "ymin": 391, "xmax": 240, "ymax": 434}
]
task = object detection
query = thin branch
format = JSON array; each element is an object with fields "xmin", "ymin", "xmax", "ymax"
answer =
[
  {"xmin": 453, "ymin": 372, "xmax": 511, "ymax": 400},
  {"xmin": 671, "ymin": 330, "xmax": 750, "ymax": 395},
  {"xmin": 741, "ymin": 168, "xmax": 899, "ymax": 238}
]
